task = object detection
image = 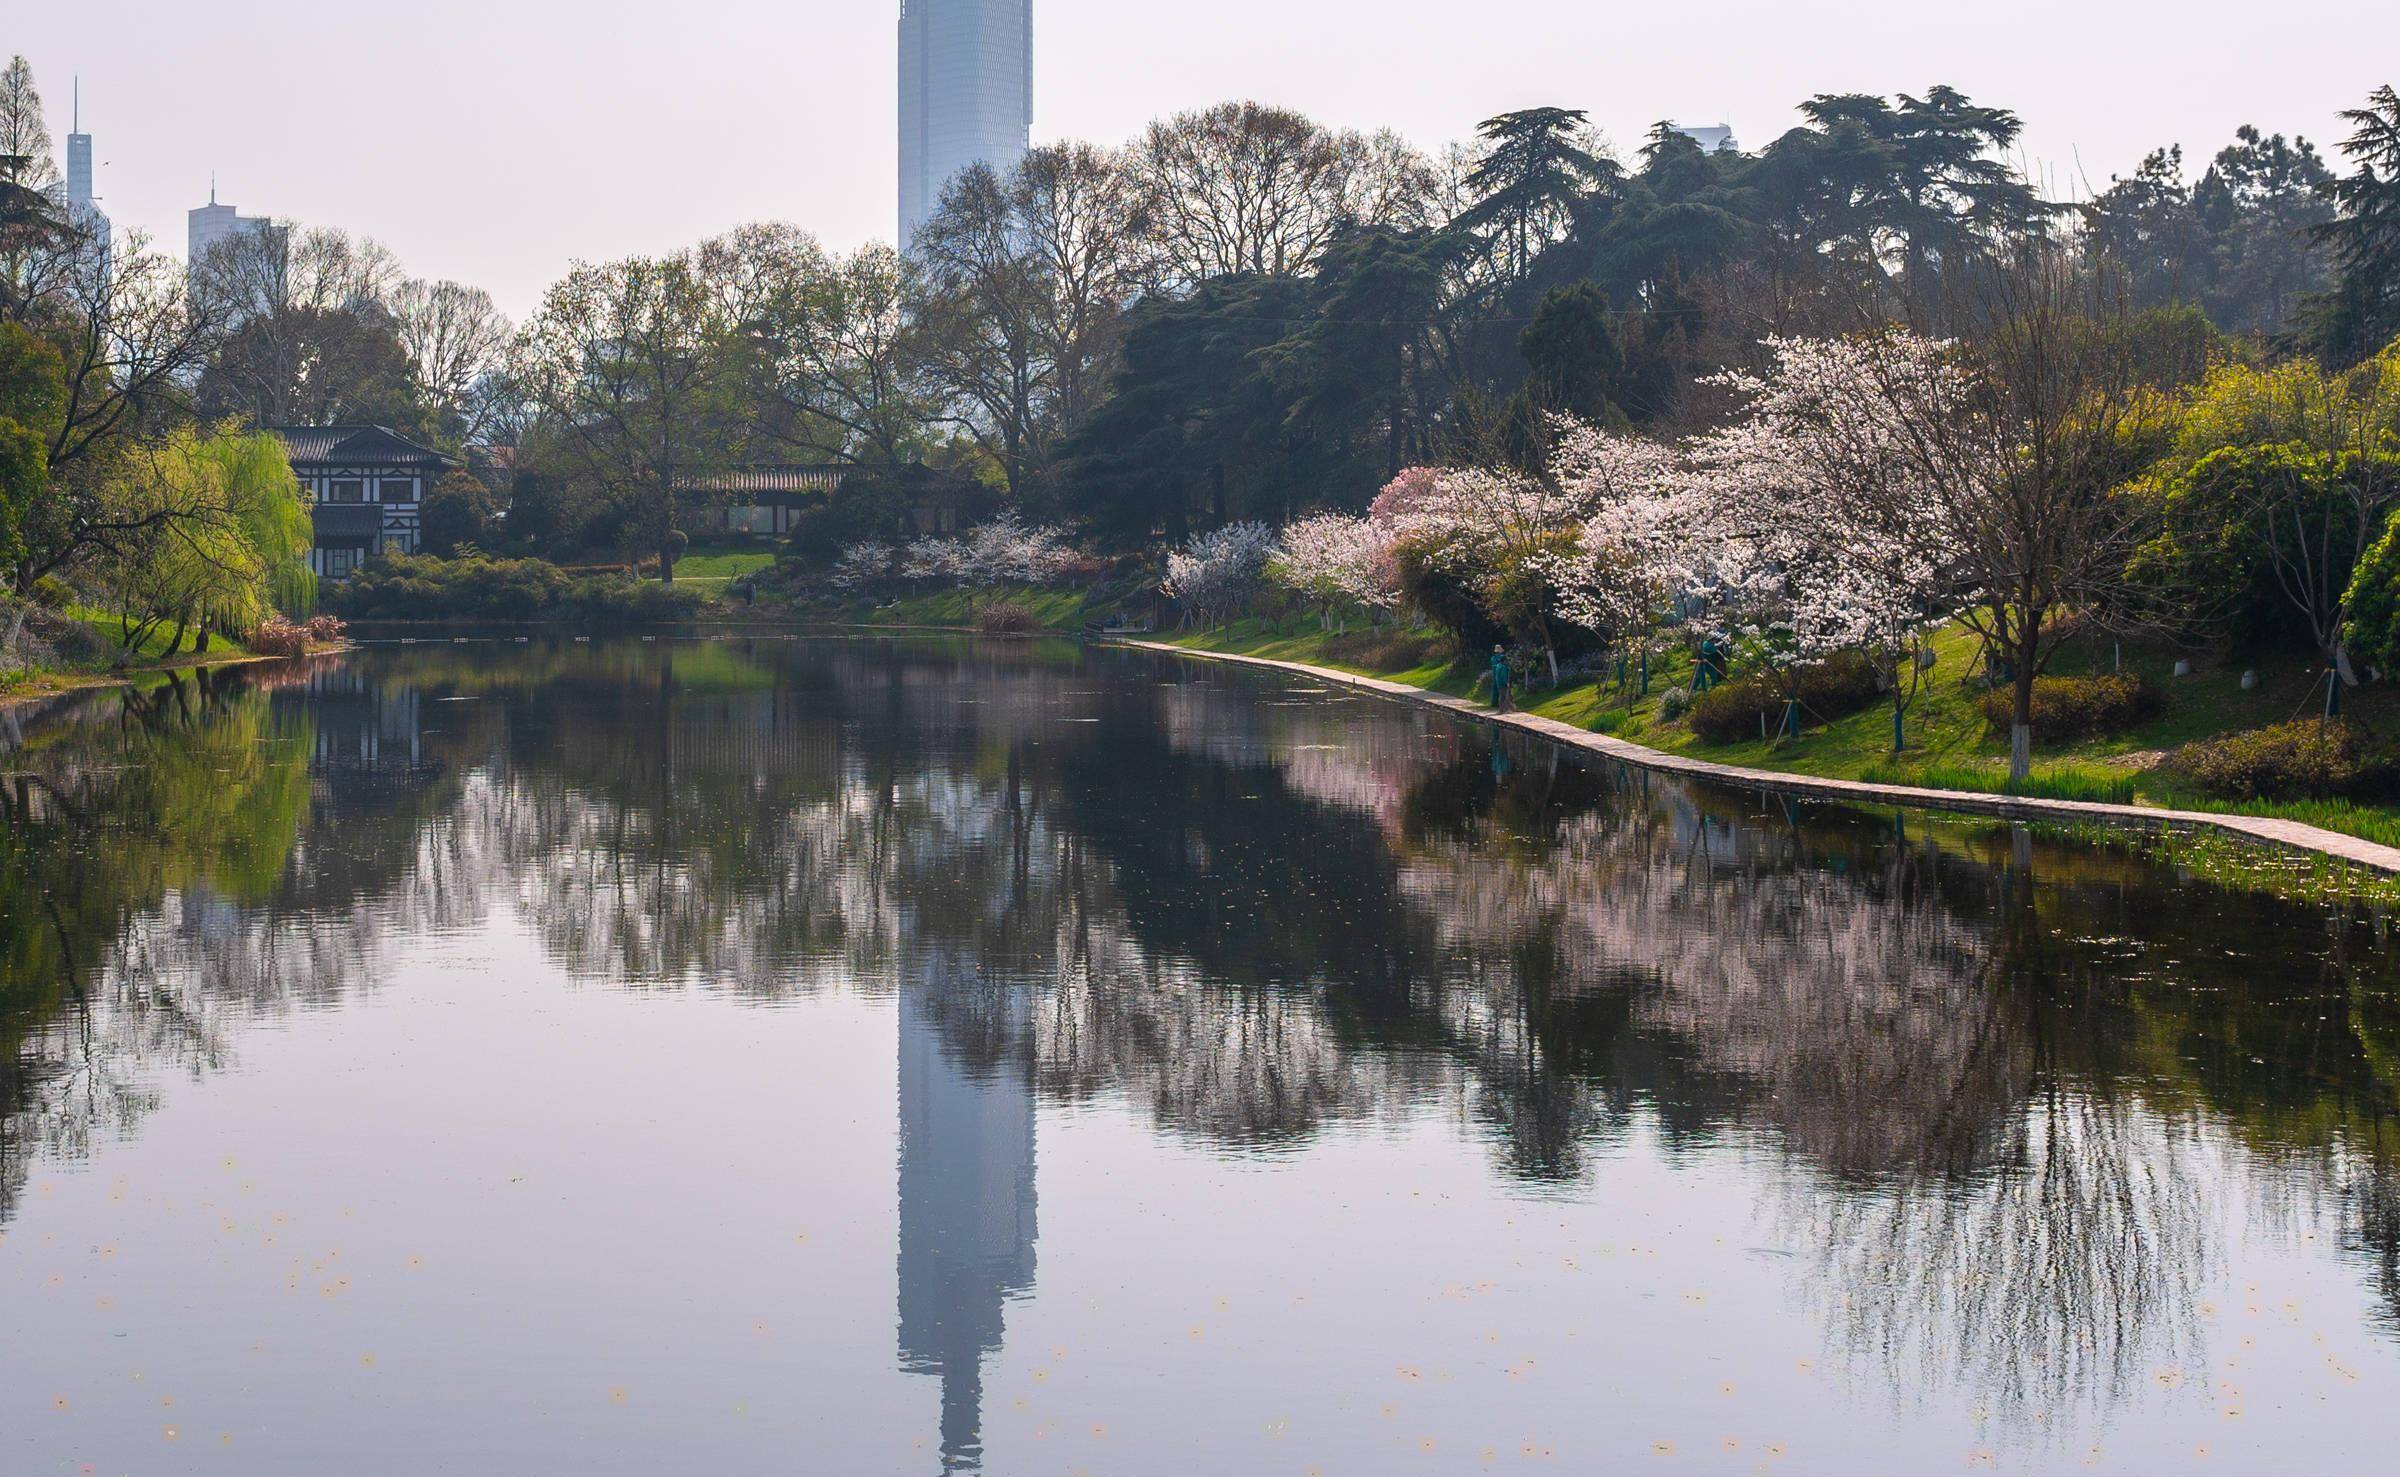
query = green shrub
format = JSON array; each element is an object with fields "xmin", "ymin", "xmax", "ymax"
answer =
[
  {"xmin": 2347, "ymin": 512, "xmax": 2400, "ymax": 674},
  {"xmin": 1656, "ymin": 685, "xmax": 1694, "ymax": 722},
  {"xmin": 1978, "ymin": 673, "xmax": 2160, "ymax": 741},
  {"xmin": 1389, "ymin": 533, "xmax": 1505, "ymax": 649},
  {"xmin": 1688, "ymin": 653, "xmax": 1879, "ymax": 743},
  {"xmin": 327, "ymin": 553, "xmax": 704, "ymax": 625},
  {"xmin": 562, "ymin": 578, "xmax": 707, "ymax": 625},
  {"xmin": 2164, "ymin": 720, "xmax": 2400, "ymax": 800},
  {"xmin": 1321, "ymin": 629, "xmax": 1452, "ymax": 672}
]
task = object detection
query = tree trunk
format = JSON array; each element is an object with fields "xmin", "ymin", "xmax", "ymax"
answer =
[
  {"xmin": 2009, "ymin": 639, "xmax": 2039, "ymax": 784},
  {"xmin": 0, "ymin": 601, "xmax": 27, "ymax": 672}
]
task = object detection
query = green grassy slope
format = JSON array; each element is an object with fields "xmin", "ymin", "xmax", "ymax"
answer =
[{"xmin": 1163, "ymin": 619, "xmax": 2400, "ymax": 850}]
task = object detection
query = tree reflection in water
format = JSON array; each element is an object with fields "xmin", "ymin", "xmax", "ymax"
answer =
[{"xmin": 5, "ymin": 635, "xmax": 2400, "ymax": 1455}]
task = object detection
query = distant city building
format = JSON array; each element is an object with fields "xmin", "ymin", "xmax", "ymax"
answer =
[
  {"xmin": 264, "ymin": 426, "xmax": 455, "ymax": 580},
  {"xmin": 188, "ymin": 187, "xmax": 279, "ymax": 267},
  {"xmin": 897, "ymin": 0, "xmax": 1033, "ymax": 249},
  {"xmin": 1673, "ymin": 123, "xmax": 1740, "ymax": 155},
  {"xmin": 63, "ymin": 80, "xmax": 110, "ymax": 263}
]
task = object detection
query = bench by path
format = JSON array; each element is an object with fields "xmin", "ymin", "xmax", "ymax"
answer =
[{"xmin": 1108, "ymin": 639, "xmax": 2400, "ymax": 877}]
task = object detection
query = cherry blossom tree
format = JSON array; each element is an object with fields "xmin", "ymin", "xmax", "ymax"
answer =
[
  {"xmin": 885, "ymin": 513, "xmax": 1079, "ymax": 608},
  {"xmin": 959, "ymin": 512, "xmax": 1079, "ymax": 588},
  {"xmin": 1542, "ymin": 422, "xmax": 1691, "ymax": 683},
  {"xmin": 902, "ymin": 534, "xmax": 968, "ymax": 586},
  {"xmin": 1689, "ymin": 333, "xmax": 1968, "ymax": 749},
  {"xmin": 831, "ymin": 540, "xmax": 897, "ymax": 589},
  {"xmin": 1269, "ymin": 512, "xmax": 1395, "ymax": 631},
  {"xmin": 1371, "ymin": 464, "xmax": 1589, "ymax": 679},
  {"xmin": 1164, "ymin": 521, "xmax": 1277, "ymax": 626}
]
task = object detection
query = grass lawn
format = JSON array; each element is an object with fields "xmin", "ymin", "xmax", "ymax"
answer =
[
  {"xmin": 656, "ymin": 541, "xmax": 781, "ymax": 596},
  {"xmin": 64, "ymin": 609, "xmax": 257, "ymax": 665},
  {"xmin": 4, "ymin": 608, "xmax": 266, "ymax": 706},
  {"xmin": 672, "ymin": 541, "xmax": 780, "ymax": 584},
  {"xmin": 1163, "ymin": 617, "xmax": 2400, "ymax": 851}
]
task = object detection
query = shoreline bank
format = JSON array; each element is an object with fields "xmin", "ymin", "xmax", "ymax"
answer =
[
  {"xmin": 0, "ymin": 645, "xmax": 349, "ymax": 719},
  {"xmin": 1109, "ymin": 638, "xmax": 2400, "ymax": 876}
]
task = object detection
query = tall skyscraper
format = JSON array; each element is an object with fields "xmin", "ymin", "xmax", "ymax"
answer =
[
  {"xmin": 897, "ymin": 0, "xmax": 1034, "ymax": 249},
  {"xmin": 187, "ymin": 187, "xmax": 275, "ymax": 267},
  {"xmin": 63, "ymin": 80, "xmax": 110, "ymax": 263}
]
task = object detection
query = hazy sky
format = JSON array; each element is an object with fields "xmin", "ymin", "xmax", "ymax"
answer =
[{"xmin": 12, "ymin": 0, "xmax": 2396, "ymax": 316}]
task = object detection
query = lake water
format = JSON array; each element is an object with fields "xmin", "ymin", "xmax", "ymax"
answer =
[{"xmin": 4, "ymin": 635, "xmax": 2400, "ymax": 1475}]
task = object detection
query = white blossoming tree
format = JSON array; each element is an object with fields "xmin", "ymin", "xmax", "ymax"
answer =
[
  {"xmin": 1164, "ymin": 521, "xmax": 1278, "ymax": 626},
  {"xmin": 1688, "ymin": 333, "xmax": 1968, "ymax": 749},
  {"xmin": 1543, "ymin": 421, "xmax": 1691, "ymax": 689},
  {"xmin": 959, "ymin": 512, "xmax": 1079, "ymax": 589},
  {"xmin": 902, "ymin": 535, "xmax": 968, "ymax": 586},
  {"xmin": 1371, "ymin": 464, "xmax": 1588, "ymax": 681},
  {"xmin": 831, "ymin": 540, "xmax": 897, "ymax": 589},
  {"xmin": 1268, "ymin": 513, "xmax": 1395, "ymax": 632}
]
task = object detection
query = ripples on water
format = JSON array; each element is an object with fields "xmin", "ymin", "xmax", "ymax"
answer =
[{"xmin": 2, "ymin": 635, "xmax": 2399, "ymax": 1474}]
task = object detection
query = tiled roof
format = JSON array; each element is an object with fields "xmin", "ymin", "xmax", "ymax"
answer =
[
  {"xmin": 264, "ymin": 426, "xmax": 456, "ymax": 469},
  {"xmin": 681, "ymin": 466, "xmax": 848, "ymax": 495}
]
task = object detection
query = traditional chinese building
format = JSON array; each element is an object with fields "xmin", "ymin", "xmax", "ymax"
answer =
[
  {"xmin": 265, "ymin": 426, "xmax": 457, "ymax": 579},
  {"xmin": 680, "ymin": 466, "xmax": 848, "ymax": 538}
]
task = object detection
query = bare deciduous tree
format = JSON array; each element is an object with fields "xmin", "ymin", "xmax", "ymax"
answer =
[
  {"xmin": 1015, "ymin": 142, "xmax": 1146, "ymax": 455},
  {"xmin": 1901, "ymin": 253, "xmax": 2164, "ymax": 779},
  {"xmin": 391, "ymin": 278, "xmax": 512, "ymax": 441},
  {"xmin": 21, "ymin": 231, "xmax": 229, "ymax": 586},
  {"xmin": 914, "ymin": 164, "xmax": 1048, "ymax": 496},
  {"xmin": 191, "ymin": 226, "xmax": 415, "ymax": 426},
  {"xmin": 513, "ymin": 252, "xmax": 734, "ymax": 581},
  {"xmin": 1132, "ymin": 101, "xmax": 1434, "ymax": 286},
  {"xmin": 913, "ymin": 144, "xmax": 1148, "ymax": 498},
  {"xmin": 0, "ymin": 54, "xmax": 71, "ymax": 313},
  {"xmin": 707, "ymin": 227, "xmax": 936, "ymax": 470}
]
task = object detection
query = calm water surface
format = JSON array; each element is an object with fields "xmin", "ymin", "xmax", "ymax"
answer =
[{"xmin": 4, "ymin": 636, "xmax": 2400, "ymax": 1475}]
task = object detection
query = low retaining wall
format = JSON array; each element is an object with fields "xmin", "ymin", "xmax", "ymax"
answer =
[{"xmin": 1111, "ymin": 639, "xmax": 2400, "ymax": 876}]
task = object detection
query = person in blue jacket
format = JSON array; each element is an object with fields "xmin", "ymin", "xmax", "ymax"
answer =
[{"xmin": 1489, "ymin": 646, "xmax": 1514, "ymax": 712}]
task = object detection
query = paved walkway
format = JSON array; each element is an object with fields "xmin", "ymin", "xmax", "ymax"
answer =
[{"xmin": 1112, "ymin": 639, "xmax": 2400, "ymax": 876}]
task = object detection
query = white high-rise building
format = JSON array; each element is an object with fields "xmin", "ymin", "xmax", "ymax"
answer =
[
  {"xmin": 188, "ymin": 187, "xmax": 276, "ymax": 267},
  {"xmin": 63, "ymin": 80, "xmax": 111, "ymax": 263},
  {"xmin": 897, "ymin": 0, "xmax": 1033, "ymax": 250}
]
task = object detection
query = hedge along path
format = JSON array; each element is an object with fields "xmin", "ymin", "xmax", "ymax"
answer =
[{"xmin": 1109, "ymin": 639, "xmax": 2400, "ymax": 877}]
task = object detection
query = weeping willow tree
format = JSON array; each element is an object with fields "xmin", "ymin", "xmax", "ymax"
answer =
[{"xmin": 96, "ymin": 427, "xmax": 314, "ymax": 655}]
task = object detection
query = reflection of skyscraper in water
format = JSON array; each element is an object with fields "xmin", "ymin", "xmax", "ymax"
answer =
[{"xmin": 897, "ymin": 963, "xmax": 1037, "ymax": 1473}]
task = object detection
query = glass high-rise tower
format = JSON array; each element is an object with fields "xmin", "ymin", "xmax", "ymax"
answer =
[
  {"xmin": 897, "ymin": 0, "xmax": 1033, "ymax": 250},
  {"xmin": 64, "ymin": 80, "xmax": 111, "ymax": 265}
]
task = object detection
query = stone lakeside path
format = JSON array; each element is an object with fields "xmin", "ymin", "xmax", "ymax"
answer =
[{"xmin": 1110, "ymin": 639, "xmax": 2400, "ymax": 876}]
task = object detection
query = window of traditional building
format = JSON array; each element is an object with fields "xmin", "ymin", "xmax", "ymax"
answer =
[{"xmin": 325, "ymin": 480, "xmax": 365, "ymax": 503}]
